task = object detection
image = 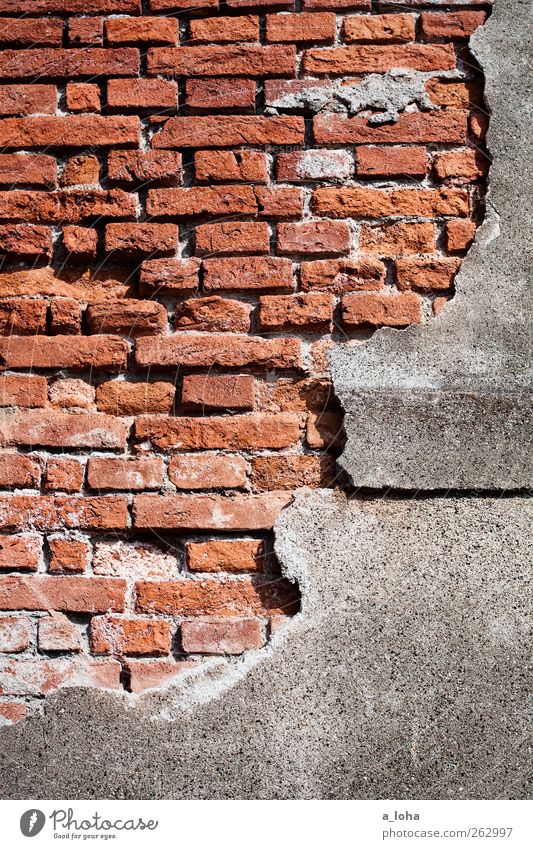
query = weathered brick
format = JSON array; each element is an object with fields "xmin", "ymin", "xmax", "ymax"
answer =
[
  {"xmin": 49, "ymin": 379, "xmax": 95, "ymax": 411},
  {"xmin": 0, "ymin": 225, "xmax": 52, "ymax": 258},
  {"xmin": 0, "ymin": 1, "xmax": 141, "ymax": 10},
  {"xmin": 433, "ymin": 149, "xmax": 488, "ymax": 183},
  {"xmin": 0, "ymin": 535, "xmax": 41, "ymax": 570},
  {"xmin": 256, "ymin": 377, "xmax": 333, "ymax": 413},
  {"xmin": 203, "ymin": 257, "xmax": 294, "ymax": 292},
  {"xmin": 48, "ymin": 537, "xmax": 90, "ymax": 574},
  {"xmin": 106, "ymin": 224, "xmax": 177, "ymax": 258},
  {"xmin": 0, "ymin": 616, "xmax": 30, "ymax": 652},
  {"xmin": 314, "ymin": 111, "xmax": 466, "ymax": 145},
  {"xmin": 306, "ymin": 410, "xmax": 343, "ymax": 449},
  {"xmin": 421, "ymin": 11, "xmax": 486, "ymax": 40},
  {"xmin": 253, "ymin": 187, "xmax": 303, "ymax": 218},
  {"xmin": 0, "ymin": 48, "xmax": 139, "ymax": 79},
  {"xmin": 45, "ymin": 458, "xmax": 84, "ymax": 493},
  {"xmin": 342, "ymin": 13, "xmax": 415, "ymax": 42},
  {"xmin": 68, "ymin": 16, "xmax": 103, "ymax": 46},
  {"xmin": 0, "ymin": 576, "xmax": 126, "ymax": 612},
  {"xmin": 106, "ymin": 16, "xmax": 178, "ymax": 44},
  {"xmin": 0, "ymin": 85, "xmax": 57, "ymax": 115},
  {"xmin": 195, "ymin": 150, "xmax": 268, "ymax": 184},
  {"xmin": 182, "ymin": 375, "xmax": 255, "ymax": 411},
  {"xmin": 251, "ymin": 454, "xmax": 335, "ymax": 491},
  {"xmin": 66, "ymin": 83, "xmax": 101, "ymax": 113},
  {"xmin": 276, "ymin": 149, "xmax": 353, "ymax": 182},
  {"xmin": 302, "ymin": 0, "xmax": 370, "ymax": 7},
  {"xmin": 426, "ymin": 78, "xmax": 482, "ymax": 109},
  {"xmin": 304, "ymin": 43, "xmax": 456, "ymax": 74},
  {"xmin": 181, "ymin": 618, "xmax": 264, "ymax": 654},
  {"xmin": 168, "ymin": 455, "xmax": 247, "ymax": 490},
  {"xmin": 0, "ymin": 496, "xmax": 128, "ymax": 532},
  {"xmin": 0, "ymin": 116, "xmax": 139, "ymax": 149},
  {"xmin": 446, "ymin": 218, "xmax": 477, "ymax": 253},
  {"xmin": 61, "ymin": 155, "xmax": 100, "ymax": 187},
  {"xmin": 93, "ymin": 540, "xmax": 177, "ymax": 579},
  {"xmin": 140, "ymin": 258, "xmax": 200, "ymax": 294},
  {"xmin": 0, "ymin": 376, "xmax": 48, "ymax": 409},
  {"xmin": 277, "ymin": 221, "xmax": 350, "ymax": 256},
  {"xmin": 0, "ymin": 657, "xmax": 121, "ymax": 696},
  {"xmin": 38, "ymin": 612, "xmax": 81, "ymax": 652},
  {"xmin": 91, "ymin": 616, "xmax": 171, "ymax": 656},
  {"xmin": 149, "ymin": 0, "xmax": 217, "ymax": 7},
  {"xmin": 0, "ymin": 335, "xmax": 129, "ymax": 371},
  {"xmin": 342, "ymin": 291, "xmax": 423, "ymax": 327},
  {"xmin": 0, "ymin": 412, "xmax": 127, "ymax": 450},
  {"xmin": 96, "ymin": 381, "xmax": 175, "ymax": 416},
  {"xmin": 147, "ymin": 45, "xmax": 295, "ymax": 77},
  {"xmin": 267, "ymin": 12, "xmax": 335, "ymax": 43},
  {"xmin": 190, "ymin": 14, "xmax": 259, "ymax": 42},
  {"xmin": 259, "ymin": 293, "xmax": 334, "ymax": 330},
  {"xmin": 0, "ymin": 702, "xmax": 29, "ymax": 723},
  {"xmin": 300, "ymin": 257, "xmax": 385, "ymax": 293},
  {"xmin": 135, "ymin": 574, "xmax": 299, "ymax": 616},
  {"xmin": 153, "ymin": 116, "xmax": 304, "ymax": 148},
  {"xmin": 108, "ymin": 150, "xmax": 182, "ymax": 184},
  {"xmin": 135, "ymin": 413, "xmax": 301, "ymax": 451},
  {"xmin": 0, "ymin": 189, "xmax": 137, "ymax": 223},
  {"xmin": 312, "ymin": 187, "xmax": 469, "ymax": 218},
  {"xmin": 136, "ymin": 335, "xmax": 301, "ymax": 370},
  {"xmin": 0, "ymin": 17, "xmax": 63, "ymax": 45},
  {"xmin": 126, "ymin": 659, "xmax": 193, "ymax": 693},
  {"xmin": 88, "ymin": 457, "xmax": 164, "ymax": 491},
  {"xmin": 356, "ymin": 145, "xmax": 427, "ymax": 177},
  {"xmin": 0, "ymin": 153, "xmax": 56, "ymax": 186},
  {"xmin": 62, "ymin": 227, "xmax": 98, "ymax": 258},
  {"xmin": 175, "ymin": 297, "xmax": 253, "ymax": 334},
  {"xmin": 108, "ymin": 79, "xmax": 178, "ymax": 109},
  {"xmin": 89, "ymin": 301, "xmax": 168, "ymax": 339},
  {"xmin": 186, "ymin": 78, "xmax": 256, "ymax": 110},
  {"xmin": 0, "ymin": 299, "xmax": 47, "ymax": 335},
  {"xmin": 196, "ymin": 222, "xmax": 270, "ymax": 256},
  {"xmin": 0, "ymin": 454, "xmax": 41, "ymax": 489},
  {"xmin": 360, "ymin": 222, "xmax": 436, "ymax": 255},
  {"xmin": 395, "ymin": 257, "xmax": 461, "ymax": 291},
  {"xmin": 187, "ymin": 539, "xmax": 263, "ymax": 573},
  {"xmin": 147, "ymin": 186, "xmax": 257, "ymax": 219},
  {"xmin": 49, "ymin": 299, "xmax": 82, "ymax": 335}
]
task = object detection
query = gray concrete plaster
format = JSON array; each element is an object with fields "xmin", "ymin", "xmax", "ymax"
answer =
[{"xmin": 330, "ymin": 0, "xmax": 533, "ymax": 488}]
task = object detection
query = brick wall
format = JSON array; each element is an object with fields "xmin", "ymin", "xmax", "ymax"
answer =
[{"xmin": 0, "ymin": 0, "xmax": 490, "ymax": 724}]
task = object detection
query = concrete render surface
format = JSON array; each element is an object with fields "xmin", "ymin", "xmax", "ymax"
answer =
[{"xmin": 0, "ymin": 0, "xmax": 532, "ymax": 800}]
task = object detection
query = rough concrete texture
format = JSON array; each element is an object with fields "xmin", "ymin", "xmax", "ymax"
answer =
[
  {"xmin": 331, "ymin": 0, "xmax": 533, "ymax": 489},
  {"xmin": 0, "ymin": 0, "xmax": 531, "ymax": 799}
]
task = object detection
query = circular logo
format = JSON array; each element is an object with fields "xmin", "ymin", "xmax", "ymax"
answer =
[{"xmin": 20, "ymin": 810, "xmax": 46, "ymax": 837}]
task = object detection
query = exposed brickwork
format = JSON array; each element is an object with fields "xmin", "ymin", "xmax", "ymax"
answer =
[{"xmin": 0, "ymin": 1, "xmax": 490, "ymax": 721}]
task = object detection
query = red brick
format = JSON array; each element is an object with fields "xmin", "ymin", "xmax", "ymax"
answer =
[
  {"xmin": 88, "ymin": 300, "xmax": 169, "ymax": 336},
  {"xmin": 136, "ymin": 335, "xmax": 301, "ymax": 370},
  {"xmin": 396, "ymin": 257, "xmax": 461, "ymax": 291},
  {"xmin": 186, "ymin": 78, "xmax": 256, "ymax": 110},
  {"xmin": 203, "ymin": 257, "xmax": 293, "ymax": 293},
  {"xmin": 106, "ymin": 16, "xmax": 178, "ymax": 44},
  {"xmin": 0, "ymin": 48, "xmax": 139, "ymax": 79},
  {"xmin": 0, "ymin": 335, "xmax": 129, "ymax": 371},
  {"xmin": 108, "ymin": 150, "xmax": 182, "ymax": 184},
  {"xmin": 304, "ymin": 43, "xmax": 456, "ymax": 74},
  {"xmin": 0, "ymin": 1, "xmax": 141, "ymax": 9},
  {"xmin": 153, "ymin": 116, "xmax": 304, "ymax": 148},
  {"xmin": 0, "ymin": 299, "xmax": 47, "ymax": 335},
  {"xmin": 49, "ymin": 379, "xmax": 95, "ymax": 410},
  {"xmin": 133, "ymin": 492, "xmax": 294, "ymax": 530},
  {"xmin": 63, "ymin": 227, "xmax": 98, "ymax": 258},
  {"xmin": 470, "ymin": 110, "xmax": 488, "ymax": 142},
  {"xmin": 259, "ymin": 293, "xmax": 334, "ymax": 330},
  {"xmin": 0, "ymin": 412, "xmax": 127, "ymax": 450},
  {"xmin": 426, "ymin": 78, "xmax": 482, "ymax": 109},
  {"xmin": 182, "ymin": 375, "xmax": 255, "ymax": 411},
  {"xmin": 48, "ymin": 537, "xmax": 90, "ymax": 574},
  {"xmin": 140, "ymin": 259, "xmax": 200, "ymax": 294},
  {"xmin": 433, "ymin": 149, "xmax": 488, "ymax": 183},
  {"xmin": 93, "ymin": 540, "xmax": 177, "ymax": 579},
  {"xmin": 342, "ymin": 291, "xmax": 423, "ymax": 327},
  {"xmin": 253, "ymin": 187, "xmax": 303, "ymax": 219},
  {"xmin": 0, "ymin": 496, "xmax": 128, "ymax": 532},
  {"xmin": 149, "ymin": 0, "xmax": 217, "ymax": 8},
  {"xmin": 251, "ymin": 455, "xmax": 335, "ymax": 491},
  {"xmin": 267, "ymin": 12, "xmax": 335, "ymax": 43},
  {"xmin": 49, "ymin": 299, "xmax": 83, "ymax": 335},
  {"xmin": 277, "ymin": 221, "xmax": 350, "ymax": 256},
  {"xmin": 135, "ymin": 574, "xmax": 299, "ymax": 616},
  {"xmin": 69, "ymin": 16, "xmax": 103, "ymax": 46},
  {"xmin": 0, "ymin": 535, "xmax": 41, "ymax": 570},
  {"xmin": 360, "ymin": 222, "xmax": 436, "ymax": 255},
  {"xmin": 88, "ymin": 457, "xmax": 164, "ymax": 491},
  {"xmin": 0, "ymin": 617, "xmax": 30, "ymax": 652},
  {"xmin": 343, "ymin": 13, "xmax": 415, "ymax": 43},
  {"xmin": 169, "ymin": 455, "xmax": 247, "ymax": 490},
  {"xmin": 306, "ymin": 410, "xmax": 343, "ymax": 449},
  {"xmin": 300, "ymin": 257, "xmax": 385, "ymax": 293},
  {"xmin": 0, "ymin": 576, "xmax": 126, "ymax": 612},
  {"xmin": 0, "ymin": 225, "xmax": 51, "ymax": 258},
  {"xmin": 147, "ymin": 45, "xmax": 295, "ymax": 77},
  {"xmin": 314, "ymin": 111, "xmax": 466, "ymax": 145},
  {"xmin": 190, "ymin": 15, "xmax": 259, "ymax": 42},
  {"xmin": 175, "ymin": 297, "xmax": 252, "ymax": 333},
  {"xmin": 181, "ymin": 618, "xmax": 264, "ymax": 654},
  {"xmin": 91, "ymin": 616, "xmax": 171, "ymax": 656},
  {"xmin": 0, "ymin": 454, "xmax": 41, "ymax": 489},
  {"xmin": 356, "ymin": 145, "xmax": 427, "ymax": 177},
  {"xmin": 187, "ymin": 539, "xmax": 264, "ymax": 573},
  {"xmin": 421, "ymin": 11, "xmax": 486, "ymax": 40},
  {"xmin": 96, "ymin": 381, "xmax": 175, "ymax": 416},
  {"xmin": 61, "ymin": 154, "xmax": 100, "ymax": 187},
  {"xmin": 45, "ymin": 458, "xmax": 84, "ymax": 493},
  {"xmin": 196, "ymin": 222, "xmax": 270, "ymax": 256},
  {"xmin": 0, "ymin": 702, "xmax": 29, "ymax": 723},
  {"xmin": 276, "ymin": 149, "xmax": 353, "ymax": 182},
  {"xmin": 136, "ymin": 413, "xmax": 301, "ymax": 452},
  {"xmin": 66, "ymin": 83, "xmax": 101, "ymax": 113},
  {"xmin": 0, "ymin": 376, "xmax": 48, "ymax": 409},
  {"xmin": 108, "ymin": 79, "xmax": 178, "ymax": 109},
  {"xmin": 147, "ymin": 186, "xmax": 257, "ymax": 219},
  {"xmin": 38, "ymin": 612, "xmax": 80, "ymax": 652},
  {"xmin": 0, "ymin": 657, "xmax": 121, "ymax": 696},
  {"xmin": 126, "ymin": 658, "xmax": 193, "ymax": 693},
  {"xmin": 195, "ymin": 150, "xmax": 268, "ymax": 184},
  {"xmin": 0, "ymin": 153, "xmax": 56, "ymax": 186},
  {"xmin": 446, "ymin": 219, "xmax": 477, "ymax": 253},
  {"xmin": 256, "ymin": 377, "xmax": 333, "ymax": 413},
  {"xmin": 104, "ymin": 223, "xmax": 177, "ymax": 257},
  {"xmin": 302, "ymin": 0, "xmax": 370, "ymax": 7},
  {"xmin": 0, "ymin": 189, "xmax": 136, "ymax": 223},
  {"xmin": 0, "ymin": 116, "xmax": 139, "ymax": 149},
  {"xmin": 0, "ymin": 17, "xmax": 63, "ymax": 45},
  {"xmin": 0, "ymin": 85, "xmax": 57, "ymax": 116},
  {"xmin": 312, "ymin": 187, "xmax": 469, "ymax": 218},
  {"xmin": 228, "ymin": 0, "xmax": 294, "ymax": 6}
]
